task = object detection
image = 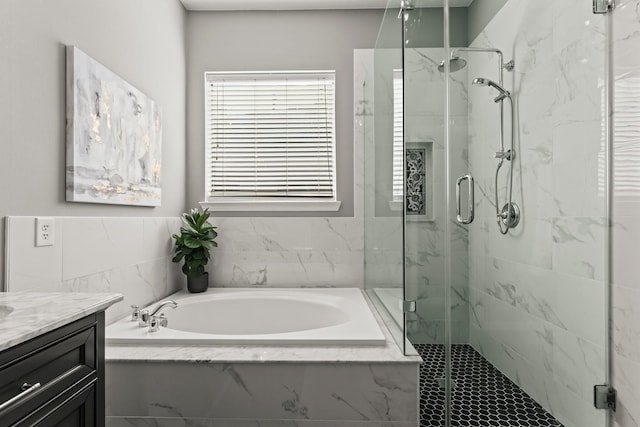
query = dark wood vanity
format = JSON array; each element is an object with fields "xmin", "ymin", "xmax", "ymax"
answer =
[{"xmin": 0, "ymin": 293, "xmax": 121, "ymax": 426}]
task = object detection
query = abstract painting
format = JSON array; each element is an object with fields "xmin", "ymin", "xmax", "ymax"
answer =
[{"xmin": 66, "ymin": 46, "xmax": 162, "ymax": 206}]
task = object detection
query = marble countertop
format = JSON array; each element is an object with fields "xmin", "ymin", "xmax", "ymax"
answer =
[
  {"xmin": 0, "ymin": 292, "xmax": 123, "ymax": 353},
  {"xmin": 106, "ymin": 291, "xmax": 422, "ymax": 365}
]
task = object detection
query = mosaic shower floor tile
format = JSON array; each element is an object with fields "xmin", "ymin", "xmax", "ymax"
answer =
[{"xmin": 415, "ymin": 344, "xmax": 563, "ymax": 427}]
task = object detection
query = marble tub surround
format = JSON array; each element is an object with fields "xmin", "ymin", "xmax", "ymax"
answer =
[
  {"xmin": 106, "ymin": 323, "xmax": 419, "ymax": 425},
  {"xmin": 466, "ymin": 1, "xmax": 608, "ymax": 426},
  {"xmin": 5, "ymin": 216, "xmax": 184, "ymax": 324},
  {"xmin": 106, "ymin": 291, "xmax": 420, "ymax": 425},
  {"xmin": 208, "ymin": 217, "xmax": 364, "ymax": 288},
  {"xmin": 0, "ymin": 291, "xmax": 122, "ymax": 352},
  {"xmin": 106, "ymin": 420, "xmax": 417, "ymax": 426},
  {"xmin": 106, "ymin": 362, "xmax": 418, "ymax": 426}
]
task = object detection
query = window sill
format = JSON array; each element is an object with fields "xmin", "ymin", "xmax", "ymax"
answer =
[{"xmin": 200, "ymin": 199, "xmax": 342, "ymax": 212}]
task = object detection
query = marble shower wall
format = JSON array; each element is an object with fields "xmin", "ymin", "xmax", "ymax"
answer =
[
  {"xmin": 466, "ymin": 1, "xmax": 608, "ymax": 427},
  {"xmin": 5, "ymin": 216, "xmax": 184, "ymax": 324},
  {"xmin": 356, "ymin": 47, "xmax": 469, "ymax": 344},
  {"xmin": 612, "ymin": 1, "xmax": 640, "ymax": 426}
]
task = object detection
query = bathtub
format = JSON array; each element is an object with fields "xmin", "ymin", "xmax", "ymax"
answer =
[{"xmin": 105, "ymin": 288, "xmax": 386, "ymax": 346}]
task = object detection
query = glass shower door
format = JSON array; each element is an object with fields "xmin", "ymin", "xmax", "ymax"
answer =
[
  {"xmin": 399, "ymin": 2, "xmax": 453, "ymax": 359},
  {"xmin": 443, "ymin": 1, "xmax": 610, "ymax": 427},
  {"xmin": 368, "ymin": 0, "xmax": 611, "ymax": 423}
]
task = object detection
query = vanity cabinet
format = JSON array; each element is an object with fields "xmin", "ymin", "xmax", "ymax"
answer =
[{"xmin": 0, "ymin": 312, "xmax": 105, "ymax": 426}]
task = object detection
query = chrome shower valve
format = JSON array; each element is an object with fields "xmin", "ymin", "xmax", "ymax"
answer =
[{"xmin": 495, "ymin": 150, "xmax": 513, "ymax": 160}]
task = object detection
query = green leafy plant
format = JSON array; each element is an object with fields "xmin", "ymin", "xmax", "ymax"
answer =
[{"xmin": 172, "ymin": 208, "xmax": 218, "ymax": 277}]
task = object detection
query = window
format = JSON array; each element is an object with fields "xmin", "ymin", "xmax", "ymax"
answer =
[
  {"xmin": 390, "ymin": 69, "xmax": 434, "ymax": 220},
  {"xmin": 202, "ymin": 71, "xmax": 340, "ymax": 211},
  {"xmin": 392, "ymin": 69, "xmax": 404, "ymax": 204}
]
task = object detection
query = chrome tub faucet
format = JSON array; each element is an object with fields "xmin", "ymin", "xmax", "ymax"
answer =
[{"xmin": 136, "ymin": 300, "xmax": 178, "ymax": 331}]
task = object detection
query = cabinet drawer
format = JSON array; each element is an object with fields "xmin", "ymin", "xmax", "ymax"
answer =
[
  {"xmin": 15, "ymin": 376, "xmax": 96, "ymax": 427},
  {"xmin": 0, "ymin": 315, "xmax": 98, "ymax": 425}
]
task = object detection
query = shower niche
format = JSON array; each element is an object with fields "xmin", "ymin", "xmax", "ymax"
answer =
[{"xmin": 402, "ymin": 141, "xmax": 434, "ymax": 221}]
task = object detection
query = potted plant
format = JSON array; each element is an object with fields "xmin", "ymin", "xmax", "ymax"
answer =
[{"xmin": 172, "ymin": 208, "xmax": 218, "ymax": 293}]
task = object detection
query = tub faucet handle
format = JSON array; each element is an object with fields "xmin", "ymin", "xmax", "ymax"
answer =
[
  {"xmin": 138, "ymin": 310, "xmax": 151, "ymax": 327},
  {"xmin": 148, "ymin": 314, "xmax": 168, "ymax": 333},
  {"xmin": 130, "ymin": 305, "xmax": 141, "ymax": 321}
]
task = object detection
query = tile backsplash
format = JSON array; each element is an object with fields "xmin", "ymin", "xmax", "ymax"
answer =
[
  {"xmin": 5, "ymin": 214, "xmax": 365, "ymax": 323},
  {"xmin": 5, "ymin": 216, "xmax": 184, "ymax": 324},
  {"xmin": 208, "ymin": 217, "xmax": 364, "ymax": 288}
]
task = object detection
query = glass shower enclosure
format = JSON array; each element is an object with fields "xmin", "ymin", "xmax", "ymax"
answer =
[{"xmin": 364, "ymin": 1, "xmax": 611, "ymax": 426}]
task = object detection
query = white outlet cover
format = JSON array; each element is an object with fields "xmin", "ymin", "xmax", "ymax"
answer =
[{"xmin": 35, "ymin": 217, "xmax": 55, "ymax": 247}]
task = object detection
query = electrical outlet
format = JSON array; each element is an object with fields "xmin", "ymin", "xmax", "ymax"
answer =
[{"xmin": 35, "ymin": 217, "xmax": 55, "ymax": 247}]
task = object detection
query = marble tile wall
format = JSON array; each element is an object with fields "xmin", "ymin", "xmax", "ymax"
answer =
[
  {"xmin": 356, "ymin": 47, "xmax": 470, "ymax": 344},
  {"xmin": 208, "ymin": 217, "xmax": 364, "ymax": 288},
  {"xmin": 612, "ymin": 1, "xmax": 640, "ymax": 426},
  {"xmin": 106, "ymin": 361, "xmax": 418, "ymax": 426},
  {"xmin": 5, "ymin": 214, "xmax": 365, "ymax": 313},
  {"xmin": 5, "ymin": 216, "xmax": 184, "ymax": 324},
  {"xmin": 466, "ymin": 1, "xmax": 608, "ymax": 426}
]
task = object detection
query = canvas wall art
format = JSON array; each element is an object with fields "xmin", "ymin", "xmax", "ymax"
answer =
[{"xmin": 66, "ymin": 46, "xmax": 162, "ymax": 206}]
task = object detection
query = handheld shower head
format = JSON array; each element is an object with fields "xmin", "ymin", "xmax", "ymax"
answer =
[{"xmin": 472, "ymin": 77, "xmax": 510, "ymax": 102}]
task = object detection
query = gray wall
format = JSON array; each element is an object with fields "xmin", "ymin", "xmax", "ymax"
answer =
[
  {"xmin": 467, "ymin": 0, "xmax": 508, "ymax": 43},
  {"xmin": 0, "ymin": 0, "xmax": 187, "ymax": 288},
  {"xmin": 185, "ymin": 10, "xmax": 384, "ymax": 217},
  {"xmin": 375, "ymin": 1, "xmax": 510, "ymax": 49},
  {"xmin": 375, "ymin": 7, "xmax": 469, "ymax": 48}
]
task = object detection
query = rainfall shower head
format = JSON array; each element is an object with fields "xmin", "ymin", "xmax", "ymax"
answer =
[
  {"xmin": 437, "ymin": 56, "xmax": 467, "ymax": 73},
  {"xmin": 472, "ymin": 77, "xmax": 510, "ymax": 102}
]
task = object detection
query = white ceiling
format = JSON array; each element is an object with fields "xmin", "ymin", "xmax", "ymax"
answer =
[{"xmin": 180, "ymin": 0, "xmax": 473, "ymax": 11}]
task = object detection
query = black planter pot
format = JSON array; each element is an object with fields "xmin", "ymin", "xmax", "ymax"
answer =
[{"xmin": 187, "ymin": 272, "xmax": 209, "ymax": 293}]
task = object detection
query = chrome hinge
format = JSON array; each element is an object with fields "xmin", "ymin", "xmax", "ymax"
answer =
[
  {"xmin": 400, "ymin": 0, "xmax": 414, "ymax": 11},
  {"xmin": 593, "ymin": 0, "xmax": 615, "ymax": 14},
  {"xmin": 402, "ymin": 300, "xmax": 416, "ymax": 313},
  {"xmin": 594, "ymin": 385, "xmax": 617, "ymax": 411}
]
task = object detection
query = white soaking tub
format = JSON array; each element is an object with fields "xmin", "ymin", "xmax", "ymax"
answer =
[{"xmin": 105, "ymin": 288, "xmax": 386, "ymax": 346}]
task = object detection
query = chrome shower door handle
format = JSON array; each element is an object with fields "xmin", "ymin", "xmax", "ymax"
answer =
[{"xmin": 456, "ymin": 174, "xmax": 475, "ymax": 224}]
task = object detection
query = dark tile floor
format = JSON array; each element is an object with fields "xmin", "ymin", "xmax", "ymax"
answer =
[{"xmin": 415, "ymin": 344, "xmax": 564, "ymax": 427}]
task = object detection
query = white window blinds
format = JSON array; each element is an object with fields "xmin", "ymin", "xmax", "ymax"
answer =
[
  {"xmin": 205, "ymin": 71, "xmax": 336, "ymax": 199},
  {"xmin": 392, "ymin": 70, "xmax": 404, "ymax": 202},
  {"xmin": 612, "ymin": 76, "xmax": 640, "ymax": 199}
]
